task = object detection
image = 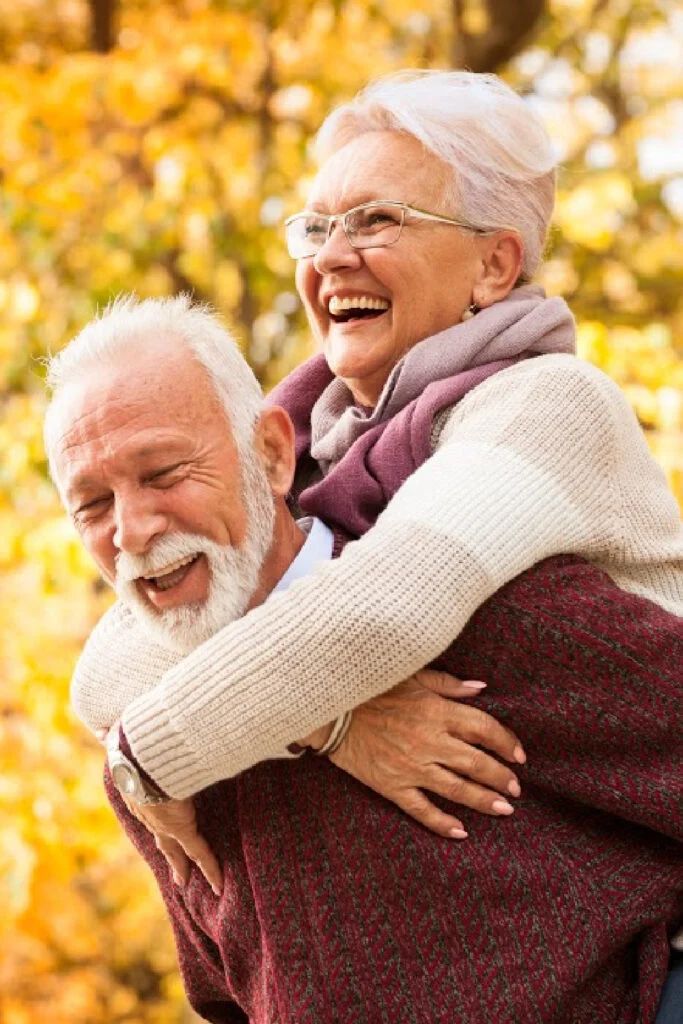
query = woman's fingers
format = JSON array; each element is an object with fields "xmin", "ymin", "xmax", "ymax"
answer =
[
  {"xmin": 393, "ymin": 787, "xmax": 469, "ymax": 840},
  {"xmin": 441, "ymin": 737, "xmax": 521, "ymax": 798},
  {"xmin": 329, "ymin": 678, "xmax": 530, "ymax": 838},
  {"xmin": 154, "ymin": 830, "xmax": 222, "ymax": 895},
  {"xmin": 175, "ymin": 832, "xmax": 223, "ymax": 896},
  {"xmin": 423, "ymin": 764, "xmax": 517, "ymax": 817},
  {"xmin": 155, "ymin": 833, "xmax": 191, "ymax": 886},
  {"xmin": 445, "ymin": 702, "xmax": 526, "ymax": 765},
  {"xmin": 414, "ymin": 668, "xmax": 487, "ymax": 698},
  {"xmin": 122, "ymin": 795, "xmax": 223, "ymax": 895},
  {"xmin": 411, "ymin": 670, "xmax": 526, "ymax": 765}
]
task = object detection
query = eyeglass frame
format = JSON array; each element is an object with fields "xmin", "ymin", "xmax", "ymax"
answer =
[{"xmin": 284, "ymin": 199, "xmax": 512, "ymax": 259}]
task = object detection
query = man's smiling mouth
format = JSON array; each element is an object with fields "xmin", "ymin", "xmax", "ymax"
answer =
[{"xmin": 140, "ymin": 553, "xmax": 201, "ymax": 591}]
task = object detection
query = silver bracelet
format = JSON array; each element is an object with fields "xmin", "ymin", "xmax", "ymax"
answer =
[{"xmin": 315, "ymin": 711, "xmax": 353, "ymax": 756}]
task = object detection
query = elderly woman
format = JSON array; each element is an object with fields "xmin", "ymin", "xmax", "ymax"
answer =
[{"xmin": 70, "ymin": 71, "xmax": 682, "ymax": 1022}]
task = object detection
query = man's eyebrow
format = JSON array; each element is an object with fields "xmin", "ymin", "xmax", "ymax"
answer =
[
  {"xmin": 132, "ymin": 435, "xmax": 191, "ymax": 458},
  {"xmin": 133, "ymin": 445, "xmax": 180, "ymax": 461},
  {"xmin": 62, "ymin": 476, "xmax": 107, "ymax": 511},
  {"xmin": 65, "ymin": 441, "xmax": 188, "ymax": 494},
  {"xmin": 66, "ymin": 472, "xmax": 102, "ymax": 496}
]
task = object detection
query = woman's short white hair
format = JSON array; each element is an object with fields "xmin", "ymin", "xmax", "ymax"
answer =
[
  {"xmin": 314, "ymin": 70, "xmax": 557, "ymax": 281},
  {"xmin": 44, "ymin": 294, "xmax": 263, "ymax": 466}
]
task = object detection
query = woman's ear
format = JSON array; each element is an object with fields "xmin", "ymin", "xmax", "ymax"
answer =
[
  {"xmin": 476, "ymin": 230, "xmax": 524, "ymax": 307},
  {"xmin": 252, "ymin": 406, "xmax": 297, "ymax": 497}
]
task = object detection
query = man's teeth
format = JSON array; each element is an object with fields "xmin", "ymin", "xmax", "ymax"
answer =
[
  {"xmin": 141, "ymin": 553, "xmax": 197, "ymax": 583},
  {"xmin": 328, "ymin": 295, "xmax": 390, "ymax": 315},
  {"xmin": 155, "ymin": 565, "xmax": 193, "ymax": 591}
]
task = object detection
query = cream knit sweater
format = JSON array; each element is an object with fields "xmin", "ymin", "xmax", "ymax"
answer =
[{"xmin": 71, "ymin": 354, "xmax": 683, "ymax": 798}]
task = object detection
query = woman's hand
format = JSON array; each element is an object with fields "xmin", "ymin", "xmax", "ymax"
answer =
[
  {"xmin": 329, "ymin": 670, "xmax": 526, "ymax": 839},
  {"xmin": 115, "ymin": 670, "xmax": 524, "ymax": 888},
  {"xmin": 122, "ymin": 795, "xmax": 223, "ymax": 896}
]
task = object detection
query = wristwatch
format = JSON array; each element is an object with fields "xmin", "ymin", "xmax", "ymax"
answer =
[{"xmin": 106, "ymin": 724, "xmax": 169, "ymax": 805}]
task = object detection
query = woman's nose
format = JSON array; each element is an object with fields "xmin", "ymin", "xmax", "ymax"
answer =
[{"xmin": 313, "ymin": 221, "xmax": 363, "ymax": 275}]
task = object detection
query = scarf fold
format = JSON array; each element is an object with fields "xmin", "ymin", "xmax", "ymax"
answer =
[{"xmin": 304, "ymin": 284, "xmax": 576, "ymax": 471}]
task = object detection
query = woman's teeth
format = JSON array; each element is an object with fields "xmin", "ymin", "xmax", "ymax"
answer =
[{"xmin": 328, "ymin": 295, "xmax": 390, "ymax": 316}]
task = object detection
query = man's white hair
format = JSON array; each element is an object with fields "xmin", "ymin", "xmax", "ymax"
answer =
[
  {"xmin": 314, "ymin": 69, "xmax": 557, "ymax": 282},
  {"xmin": 44, "ymin": 294, "xmax": 263, "ymax": 469}
]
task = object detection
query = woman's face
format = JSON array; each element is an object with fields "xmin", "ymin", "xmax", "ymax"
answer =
[{"xmin": 295, "ymin": 131, "xmax": 488, "ymax": 406}]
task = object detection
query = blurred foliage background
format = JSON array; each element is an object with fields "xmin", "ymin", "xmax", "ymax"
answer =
[{"xmin": 0, "ymin": 0, "xmax": 681, "ymax": 1020}]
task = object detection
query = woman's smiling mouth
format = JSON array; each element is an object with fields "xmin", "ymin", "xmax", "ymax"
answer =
[{"xmin": 327, "ymin": 294, "xmax": 390, "ymax": 324}]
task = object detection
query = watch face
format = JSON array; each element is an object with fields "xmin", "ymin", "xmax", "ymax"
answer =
[{"xmin": 112, "ymin": 762, "xmax": 138, "ymax": 798}]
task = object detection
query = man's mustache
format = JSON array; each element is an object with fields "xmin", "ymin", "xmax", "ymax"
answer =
[{"xmin": 115, "ymin": 532, "xmax": 219, "ymax": 585}]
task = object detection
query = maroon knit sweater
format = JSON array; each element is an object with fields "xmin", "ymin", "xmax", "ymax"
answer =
[{"xmin": 107, "ymin": 356, "xmax": 683, "ymax": 1024}]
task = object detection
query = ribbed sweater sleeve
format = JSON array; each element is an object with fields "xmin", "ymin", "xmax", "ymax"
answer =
[{"xmin": 70, "ymin": 356, "xmax": 683, "ymax": 797}]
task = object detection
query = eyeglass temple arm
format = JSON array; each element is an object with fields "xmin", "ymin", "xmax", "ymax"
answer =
[{"xmin": 407, "ymin": 206, "xmax": 516, "ymax": 235}]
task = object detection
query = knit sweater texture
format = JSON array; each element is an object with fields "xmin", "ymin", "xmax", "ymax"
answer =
[
  {"xmin": 104, "ymin": 557, "xmax": 683, "ymax": 1023},
  {"xmin": 72, "ymin": 351, "xmax": 683, "ymax": 796}
]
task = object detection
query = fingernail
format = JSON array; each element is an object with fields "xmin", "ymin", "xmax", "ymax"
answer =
[
  {"xmin": 508, "ymin": 779, "xmax": 521, "ymax": 798},
  {"xmin": 172, "ymin": 871, "xmax": 183, "ymax": 887},
  {"xmin": 492, "ymin": 799, "xmax": 514, "ymax": 815},
  {"xmin": 513, "ymin": 745, "xmax": 526, "ymax": 764},
  {"xmin": 449, "ymin": 828, "xmax": 468, "ymax": 839},
  {"xmin": 463, "ymin": 680, "xmax": 486, "ymax": 690},
  {"xmin": 211, "ymin": 885, "xmax": 221, "ymax": 896}
]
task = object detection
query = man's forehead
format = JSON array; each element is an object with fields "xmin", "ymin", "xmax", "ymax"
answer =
[
  {"xmin": 55, "ymin": 347, "xmax": 217, "ymax": 433},
  {"xmin": 69, "ymin": 428, "xmax": 194, "ymax": 464},
  {"xmin": 53, "ymin": 384, "xmax": 180, "ymax": 455}
]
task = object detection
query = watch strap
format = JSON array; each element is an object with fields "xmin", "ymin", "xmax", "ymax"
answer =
[{"xmin": 107, "ymin": 723, "xmax": 169, "ymax": 804}]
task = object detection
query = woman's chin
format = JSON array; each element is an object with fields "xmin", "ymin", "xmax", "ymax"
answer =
[
  {"xmin": 325, "ymin": 352, "xmax": 396, "ymax": 405},
  {"xmin": 324, "ymin": 330, "xmax": 394, "ymax": 384}
]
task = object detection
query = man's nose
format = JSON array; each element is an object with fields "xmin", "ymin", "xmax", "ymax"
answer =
[
  {"xmin": 112, "ymin": 491, "xmax": 168, "ymax": 555},
  {"xmin": 313, "ymin": 221, "xmax": 363, "ymax": 275}
]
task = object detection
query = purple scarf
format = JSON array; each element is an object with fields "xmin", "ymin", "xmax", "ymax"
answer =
[{"xmin": 269, "ymin": 285, "xmax": 576, "ymax": 535}]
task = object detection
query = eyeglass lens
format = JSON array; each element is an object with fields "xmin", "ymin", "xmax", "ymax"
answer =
[{"xmin": 286, "ymin": 202, "xmax": 404, "ymax": 257}]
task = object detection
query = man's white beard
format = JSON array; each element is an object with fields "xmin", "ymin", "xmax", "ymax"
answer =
[{"xmin": 114, "ymin": 452, "xmax": 275, "ymax": 654}]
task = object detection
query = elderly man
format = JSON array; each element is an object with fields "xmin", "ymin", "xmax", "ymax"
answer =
[{"xmin": 46, "ymin": 298, "xmax": 681, "ymax": 1024}]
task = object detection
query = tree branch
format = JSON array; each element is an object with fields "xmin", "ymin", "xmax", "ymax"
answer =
[
  {"xmin": 89, "ymin": 0, "xmax": 116, "ymax": 54},
  {"xmin": 452, "ymin": 0, "xmax": 546, "ymax": 72}
]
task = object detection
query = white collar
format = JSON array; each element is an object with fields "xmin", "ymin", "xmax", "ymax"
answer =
[{"xmin": 273, "ymin": 516, "xmax": 334, "ymax": 594}]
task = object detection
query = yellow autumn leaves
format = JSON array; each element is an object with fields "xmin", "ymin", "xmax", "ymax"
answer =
[
  {"xmin": 0, "ymin": 397, "xmax": 187, "ymax": 1021},
  {"xmin": 1, "ymin": 1, "xmax": 682, "ymax": 1021}
]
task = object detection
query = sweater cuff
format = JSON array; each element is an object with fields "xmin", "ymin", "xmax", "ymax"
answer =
[
  {"xmin": 121, "ymin": 688, "xmax": 212, "ymax": 799},
  {"xmin": 121, "ymin": 689, "xmax": 301, "ymax": 799},
  {"xmin": 118, "ymin": 724, "xmax": 169, "ymax": 800}
]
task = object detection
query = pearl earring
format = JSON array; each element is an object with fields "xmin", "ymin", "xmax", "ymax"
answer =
[{"xmin": 461, "ymin": 302, "xmax": 480, "ymax": 322}]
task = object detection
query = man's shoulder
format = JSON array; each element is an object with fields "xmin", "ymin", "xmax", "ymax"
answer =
[
  {"xmin": 481, "ymin": 554, "xmax": 683, "ymax": 645},
  {"xmin": 438, "ymin": 553, "xmax": 683, "ymax": 672}
]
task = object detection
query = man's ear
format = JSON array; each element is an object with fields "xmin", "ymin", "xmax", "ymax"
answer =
[
  {"xmin": 252, "ymin": 406, "xmax": 297, "ymax": 497},
  {"xmin": 476, "ymin": 230, "xmax": 524, "ymax": 307}
]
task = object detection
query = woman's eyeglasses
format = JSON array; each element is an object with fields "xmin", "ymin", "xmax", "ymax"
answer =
[{"xmin": 284, "ymin": 200, "xmax": 503, "ymax": 260}]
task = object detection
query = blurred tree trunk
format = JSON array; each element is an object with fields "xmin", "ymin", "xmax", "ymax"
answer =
[
  {"xmin": 452, "ymin": 0, "xmax": 546, "ymax": 71},
  {"xmin": 90, "ymin": 0, "xmax": 116, "ymax": 52}
]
